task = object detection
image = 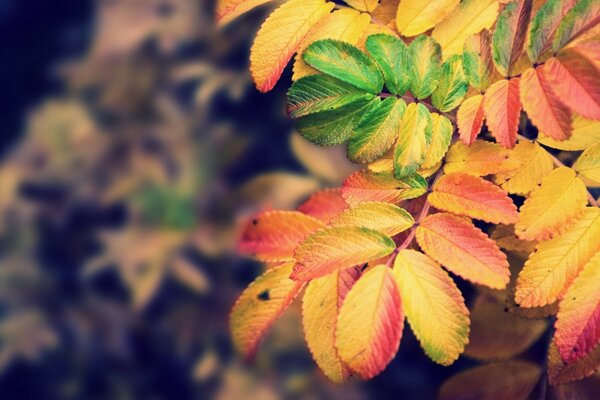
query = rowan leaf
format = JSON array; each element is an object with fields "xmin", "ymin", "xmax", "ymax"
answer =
[
  {"xmin": 553, "ymin": 0, "xmax": 600, "ymax": 52},
  {"xmin": 484, "ymin": 77, "xmax": 521, "ymax": 148},
  {"xmin": 230, "ymin": 263, "xmax": 305, "ymax": 359},
  {"xmin": 492, "ymin": 0, "xmax": 533, "ymax": 77},
  {"xmin": 302, "ymin": 268, "xmax": 360, "ymax": 383},
  {"xmin": 329, "ymin": 201, "xmax": 414, "ymax": 236},
  {"xmin": 297, "ymin": 188, "xmax": 349, "ymax": 223},
  {"xmin": 250, "ymin": 0, "xmax": 334, "ymax": 92},
  {"xmin": 336, "ymin": 265, "xmax": 404, "ymax": 379},
  {"xmin": 394, "ymin": 102, "xmax": 432, "ymax": 178},
  {"xmin": 422, "ymin": 113, "xmax": 453, "ymax": 169},
  {"xmin": 395, "ymin": 0, "xmax": 460, "ymax": 37},
  {"xmin": 239, "ymin": 210, "xmax": 324, "ymax": 262},
  {"xmin": 291, "ymin": 226, "xmax": 395, "ymax": 281},
  {"xmin": 293, "ymin": 9, "xmax": 371, "ymax": 80},
  {"xmin": 431, "ymin": 55, "xmax": 469, "ymax": 112},
  {"xmin": 416, "ymin": 213, "xmax": 511, "ymax": 289},
  {"xmin": 548, "ymin": 340, "xmax": 600, "ymax": 386},
  {"xmin": 515, "ymin": 207, "xmax": 600, "ymax": 307},
  {"xmin": 515, "ymin": 167, "xmax": 588, "ymax": 241},
  {"xmin": 538, "ymin": 114, "xmax": 600, "ymax": 150},
  {"xmin": 462, "ymin": 30, "xmax": 495, "ymax": 92},
  {"xmin": 527, "ymin": 0, "xmax": 578, "ymax": 62},
  {"xmin": 365, "ymin": 34, "xmax": 410, "ymax": 95},
  {"xmin": 348, "ymin": 97, "xmax": 406, "ymax": 163},
  {"xmin": 343, "ymin": 0, "xmax": 379, "ymax": 12},
  {"xmin": 432, "ymin": 0, "xmax": 500, "ymax": 60},
  {"xmin": 457, "ymin": 95, "xmax": 486, "ymax": 145},
  {"xmin": 493, "ymin": 140, "xmax": 555, "ymax": 195},
  {"xmin": 303, "ymin": 39, "xmax": 384, "ymax": 94},
  {"xmin": 520, "ymin": 66, "xmax": 572, "ymax": 141},
  {"xmin": 341, "ymin": 170, "xmax": 428, "ymax": 205},
  {"xmin": 408, "ymin": 35, "xmax": 442, "ymax": 99},
  {"xmin": 216, "ymin": 0, "xmax": 276, "ymax": 26},
  {"xmin": 573, "ymin": 142, "xmax": 600, "ymax": 186},
  {"xmin": 543, "ymin": 49, "xmax": 600, "ymax": 120},
  {"xmin": 428, "ymin": 172, "xmax": 519, "ymax": 224},
  {"xmin": 444, "ymin": 140, "xmax": 518, "ymax": 176},
  {"xmin": 392, "ymin": 250, "xmax": 469, "ymax": 366}
]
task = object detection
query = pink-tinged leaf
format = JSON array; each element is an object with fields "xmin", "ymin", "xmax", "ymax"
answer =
[
  {"xmin": 457, "ymin": 94, "xmax": 486, "ymax": 145},
  {"xmin": 238, "ymin": 210, "xmax": 324, "ymax": 262},
  {"xmin": 297, "ymin": 188, "xmax": 349, "ymax": 223},
  {"xmin": 341, "ymin": 170, "xmax": 428, "ymax": 206},
  {"xmin": 548, "ymin": 340, "xmax": 600, "ymax": 386},
  {"xmin": 520, "ymin": 66, "xmax": 572, "ymax": 141},
  {"xmin": 484, "ymin": 77, "xmax": 521, "ymax": 148}
]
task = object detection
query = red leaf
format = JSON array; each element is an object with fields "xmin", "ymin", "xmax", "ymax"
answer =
[{"xmin": 484, "ymin": 77, "xmax": 521, "ymax": 148}]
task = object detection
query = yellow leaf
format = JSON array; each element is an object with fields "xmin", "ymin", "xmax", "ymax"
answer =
[
  {"xmin": 443, "ymin": 140, "xmax": 518, "ymax": 176},
  {"xmin": 393, "ymin": 250, "xmax": 469, "ymax": 365},
  {"xmin": 328, "ymin": 201, "xmax": 414, "ymax": 236},
  {"xmin": 216, "ymin": 0, "xmax": 276, "ymax": 26},
  {"xmin": 515, "ymin": 207, "xmax": 600, "ymax": 307},
  {"xmin": 422, "ymin": 113, "xmax": 453, "ymax": 169},
  {"xmin": 494, "ymin": 140, "xmax": 554, "ymax": 195},
  {"xmin": 432, "ymin": 0, "xmax": 500, "ymax": 59},
  {"xmin": 538, "ymin": 114, "xmax": 600, "ymax": 151},
  {"xmin": 573, "ymin": 142, "xmax": 600, "ymax": 186},
  {"xmin": 250, "ymin": 0, "xmax": 334, "ymax": 92},
  {"xmin": 515, "ymin": 167, "xmax": 588, "ymax": 241},
  {"xmin": 343, "ymin": 0, "xmax": 379, "ymax": 12},
  {"xmin": 395, "ymin": 0, "xmax": 460, "ymax": 37}
]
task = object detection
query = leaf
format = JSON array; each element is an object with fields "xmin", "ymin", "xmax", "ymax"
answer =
[
  {"xmin": 438, "ymin": 361, "xmax": 542, "ymax": 400},
  {"xmin": 538, "ymin": 114, "xmax": 600, "ymax": 150},
  {"xmin": 457, "ymin": 95, "xmax": 486, "ymax": 145},
  {"xmin": 230, "ymin": 263, "xmax": 305, "ymax": 359},
  {"xmin": 302, "ymin": 268, "xmax": 360, "ymax": 383},
  {"xmin": 553, "ymin": 0, "xmax": 600, "ymax": 52},
  {"xmin": 394, "ymin": 102, "xmax": 432, "ymax": 178},
  {"xmin": 484, "ymin": 77, "xmax": 521, "ymax": 148},
  {"xmin": 515, "ymin": 167, "xmax": 588, "ymax": 241},
  {"xmin": 408, "ymin": 35, "xmax": 443, "ymax": 99},
  {"xmin": 297, "ymin": 188, "xmax": 349, "ymax": 223},
  {"xmin": 216, "ymin": 0, "xmax": 276, "ymax": 26},
  {"xmin": 462, "ymin": 30, "xmax": 495, "ymax": 92},
  {"xmin": 492, "ymin": 0, "xmax": 533, "ymax": 77},
  {"xmin": 343, "ymin": 0, "xmax": 379, "ymax": 12},
  {"xmin": 416, "ymin": 212, "xmax": 510, "ymax": 289},
  {"xmin": 341, "ymin": 170, "xmax": 428, "ymax": 205},
  {"xmin": 291, "ymin": 226, "xmax": 395, "ymax": 281},
  {"xmin": 490, "ymin": 224, "xmax": 538, "ymax": 255},
  {"xmin": 431, "ymin": 55, "xmax": 469, "ymax": 112},
  {"xmin": 464, "ymin": 293, "xmax": 547, "ymax": 360},
  {"xmin": 432, "ymin": 0, "xmax": 500, "ymax": 59},
  {"xmin": 348, "ymin": 97, "xmax": 406, "ymax": 163},
  {"xmin": 493, "ymin": 140, "xmax": 555, "ymax": 195},
  {"xmin": 303, "ymin": 39, "xmax": 384, "ymax": 94},
  {"xmin": 555, "ymin": 252, "xmax": 600, "ymax": 364},
  {"xmin": 295, "ymin": 96, "xmax": 377, "ymax": 145},
  {"xmin": 395, "ymin": 0, "xmax": 460, "ymax": 37},
  {"xmin": 515, "ymin": 207, "xmax": 600, "ymax": 307},
  {"xmin": 238, "ymin": 210, "xmax": 324, "ymax": 262},
  {"xmin": 428, "ymin": 172, "xmax": 519, "ymax": 224},
  {"xmin": 365, "ymin": 34, "xmax": 410, "ymax": 95},
  {"xmin": 519, "ymin": 66, "xmax": 572, "ymax": 141},
  {"xmin": 444, "ymin": 140, "xmax": 518, "ymax": 176},
  {"xmin": 292, "ymin": 9, "xmax": 371, "ymax": 80},
  {"xmin": 335, "ymin": 264, "xmax": 404, "ymax": 379},
  {"xmin": 392, "ymin": 250, "xmax": 469, "ymax": 365},
  {"xmin": 548, "ymin": 341, "xmax": 600, "ymax": 386},
  {"xmin": 574, "ymin": 142, "xmax": 600, "ymax": 186},
  {"xmin": 422, "ymin": 113, "xmax": 453, "ymax": 169},
  {"xmin": 543, "ymin": 49, "xmax": 600, "ymax": 120},
  {"xmin": 329, "ymin": 201, "xmax": 414, "ymax": 236},
  {"xmin": 250, "ymin": 0, "xmax": 334, "ymax": 92},
  {"xmin": 527, "ymin": 0, "xmax": 578, "ymax": 62}
]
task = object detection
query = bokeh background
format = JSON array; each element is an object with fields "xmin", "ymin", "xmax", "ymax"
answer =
[{"xmin": 0, "ymin": 1, "xmax": 558, "ymax": 399}]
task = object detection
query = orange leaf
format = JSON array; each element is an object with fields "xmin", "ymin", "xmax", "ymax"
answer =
[
  {"xmin": 341, "ymin": 170, "xmax": 427, "ymax": 206},
  {"xmin": 457, "ymin": 94, "xmax": 486, "ymax": 145},
  {"xmin": 297, "ymin": 188, "xmax": 348, "ymax": 223},
  {"xmin": 520, "ymin": 66, "xmax": 572, "ymax": 141},
  {"xmin": 429, "ymin": 172, "xmax": 518, "ymax": 224},
  {"xmin": 238, "ymin": 210, "xmax": 324, "ymax": 262},
  {"xmin": 484, "ymin": 77, "xmax": 521, "ymax": 148},
  {"xmin": 548, "ymin": 341, "xmax": 600, "ymax": 386},
  {"xmin": 416, "ymin": 213, "xmax": 510, "ymax": 289}
]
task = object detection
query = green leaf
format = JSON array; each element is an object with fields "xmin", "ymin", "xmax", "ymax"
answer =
[
  {"xmin": 303, "ymin": 39, "xmax": 384, "ymax": 94},
  {"xmin": 422, "ymin": 113, "xmax": 453, "ymax": 169},
  {"xmin": 408, "ymin": 35, "xmax": 442, "ymax": 99},
  {"xmin": 296, "ymin": 96, "xmax": 378, "ymax": 146},
  {"xmin": 365, "ymin": 34, "xmax": 411, "ymax": 95},
  {"xmin": 492, "ymin": 0, "xmax": 533, "ymax": 77},
  {"xmin": 527, "ymin": 0, "xmax": 576, "ymax": 62},
  {"xmin": 553, "ymin": 0, "xmax": 600, "ymax": 53},
  {"xmin": 394, "ymin": 102, "xmax": 432, "ymax": 178},
  {"xmin": 462, "ymin": 31, "xmax": 494, "ymax": 91},
  {"xmin": 348, "ymin": 97, "xmax": 406, "ymax": 163},
  {"xmin": 431, "ymin": 55, "xmax": 468, "ymax": 112},
  {"xmin": 287, "ymin": 74, "xmax": 373, "ymax": 119}
]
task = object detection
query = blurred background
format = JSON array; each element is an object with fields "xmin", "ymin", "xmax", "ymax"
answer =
[{"xmin": 0, "ymin": 0, "xmax": 557, "ymax": 399}]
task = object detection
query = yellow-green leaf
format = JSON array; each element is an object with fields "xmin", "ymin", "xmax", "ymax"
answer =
[
  {"xmin": 431, "ymin": 55, "xmax": 469, "ymax": 112},
  {"xmin": 328, "ymin": 201, "xmax": 414, "ymax": 236},
  {"xmin": 422, "ymin": 113, "xmax": 453, "ymax": 169},
  {"xmin": 394, "ymin": 102, "xmax": 432, "ymax": 178}
]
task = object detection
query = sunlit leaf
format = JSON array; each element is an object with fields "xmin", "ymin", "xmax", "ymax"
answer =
[
  {"xmin": 538, "ymin": 114, "xmax": 600, "ymax": 150},
  {"xmin": 484, "ymin": 77, "xmax": 521, "ymax": 148},
  {"xmin": 394, "ymin": 102, "xmax": 432, "ymax": 178},
  {"xmin": 329, "ymin": 201, "xmax": 414, "ymax": 236},
  {"xmin": 457, "ymin": 95, "xmax": 486, "ymax": 145},
  {"xmin": 444, "ymin": 141, "xmax": 518, "ymax": 176},
  {"xmin": 422, "ymin": 113, "xmax": 453, "ymax": 169},
  {"xmin": 341, "ymin": 170, "xmax": 428, "ymax": 205},
  {"xmin": 297, "ymin": 188, "xmax": 349, "ymax": 223},
  {"xmin": 395, "ymin": 0, "xmax": 460, "ymax": 37},
  {"xmin": 573, "ymin": 142, "xmax": 600, "ymax": 186},
  {"xmin": 408, "ymin": 35, "xmax": 442, "ymax": 99}
]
